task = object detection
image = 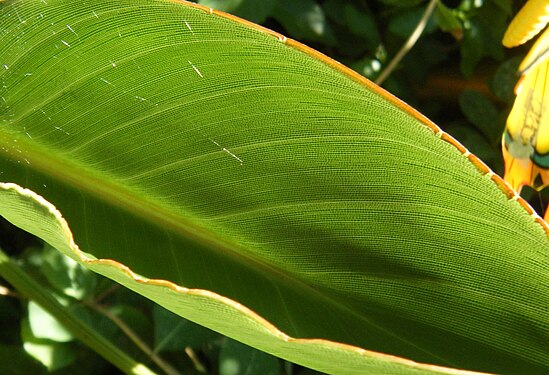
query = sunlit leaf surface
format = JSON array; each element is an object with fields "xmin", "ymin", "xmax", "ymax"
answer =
[{"xmin": 0, "ymin": 1, "xmax": 547, "ymax": 374}]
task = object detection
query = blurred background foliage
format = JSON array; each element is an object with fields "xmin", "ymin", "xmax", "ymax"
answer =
[{"xmin": 0, "ymin": 0, "xmax": 541, "ymax": 374}]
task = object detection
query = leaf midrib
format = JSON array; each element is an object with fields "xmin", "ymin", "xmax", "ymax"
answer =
[{"xmin": 0, "ymin": 129, "xmax": 451, "ymax": 362}]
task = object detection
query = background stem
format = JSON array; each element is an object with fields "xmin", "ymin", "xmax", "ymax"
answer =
[
  {"xmin": 0, "ymin": 247, "xmax": 157, "ymax": 375},
  {"xmin": 376, "ymin": 0, "xmax": 438, "ymax": 85},
  {"xmin": 88, "ymin": 302, "xmax": 182, "ymax": 375}
]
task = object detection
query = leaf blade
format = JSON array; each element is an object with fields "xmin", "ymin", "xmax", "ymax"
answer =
[{"xmin": 0, "ymin": 1, "xmax": 548, "ymax": 374}]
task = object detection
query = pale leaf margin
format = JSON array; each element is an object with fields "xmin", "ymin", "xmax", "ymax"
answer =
[
  {"xmin": 1, "ymin": 0, "xmax": 548, "ymax": 374},
  {"xmin": 3, "ymin": 0, "xmax": 542, "ymax": 224},
  {"xmin": 182, "ymin": 0, "xmax": 549, "ymax": 232},
  {"xmin": 0, "ymin": 182, "xmax": 494, "ymax": 375}
]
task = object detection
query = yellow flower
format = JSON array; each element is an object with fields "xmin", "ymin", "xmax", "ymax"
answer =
[{"xmin": 501, "ymin": 0, "xmax": 549, "ymax": 218}]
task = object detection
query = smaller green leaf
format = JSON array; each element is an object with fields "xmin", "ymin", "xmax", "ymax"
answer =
[
  {"xmin": 20, "ymin": 246, "xmax": 46, "ymax": 269},
  {"xmin": 273, "ymin": 0, "xmax": 335, "ymax": 44},
  {"xmin": 198, "ymin": 0, "xmax": 276, "ymax": 24},
  {"xmin": 219, "ymin": 339, "xmax": 280, "ymax": 375},
  {"xmin": 417, "ymin": 38, "xmax": 448, "ymax": 65},
  {"xmin": 0, "ymin": 246, "xmax": 153, "ymax": 374},
  {"xmin": 434, "ymin": 2, "xmax": 463, "ymax": 39},
  {"xmin": 490, "ymin": 0, "xmax": 512, "ymax": 15},
  {"xmin": 388, "ymin": 5, "xmax": 437, "ymax": 38},
  {"xmin": 28, "ymin": 300, "xmax": 74, "ymax": 343},
  {"xmin": 489, "ymin": 56, "xmax": 521, "ymax": 103},
  {"xmin": 377, "ymin": 0, "xmax": 423, "ymax": 6},
  {"xmin": 322, "ymin": 0, "xmax": 345, "ymax": 26},
  {"xmin": 197, "ymin": 0, "xmax": 242, "ymax": 13},
  {"xmin": 21, "ymin": 317, "xmax": 76, "ymax": 371},
  {"xmin": 0, "ymin": 344, "xmax": 46, "ymax": 375},
  {"xmin": 41, "ymin": 244, "xmax": 97, "ymax": 301},
  {"xmin": 352, "ymin": 58, "xmax": 382, "ymax": 80},
  {"xmin": 445, "ymin": 122, "xmax": 501, "ymax": 170},
  {"xmin": 459, "ymin": 90, "xmax": 501, "ymax": 143},
  {"xmin": 457, "ymin": 0, "xmax": 482, "ymax": 11},
  {"xmin": 153, "ymin": 305, "xmax": 220, "ymax": 352},
  {"xmin": 399, "ymin": 38, "xmax": 448, "ymax": 84},
  {"xmin": 343, "ymin": 4, "xmax": 380, "ymax": 49},
  {"xmin": 327, "ymin": 27, "xmax": 369, "ymax": 59},
  {"xmin": 476, "ymin": 4, "xmax": 507, "ymax": 58},
  {"xmin": 460, "ymin": 20, "xmax": 483, "ymax": 76},
  {"xmin": 459, "ymin": 1, "xmax": 507, "ymax": 76}
]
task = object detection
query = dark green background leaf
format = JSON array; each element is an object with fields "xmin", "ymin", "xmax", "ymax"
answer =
[{"xmin": 220, "ymin": 339, "xmax": 280, "ymax": 375}]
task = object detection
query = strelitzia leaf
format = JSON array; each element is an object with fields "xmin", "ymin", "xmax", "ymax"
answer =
[{"xmin": 0, "ymin": 1, "xmax": 547, "ymax": 374}]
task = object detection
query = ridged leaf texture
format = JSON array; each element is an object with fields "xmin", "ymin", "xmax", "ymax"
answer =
[{"xmin": 0, "ymin": 1, "xmax": 547, "ymax": 374}]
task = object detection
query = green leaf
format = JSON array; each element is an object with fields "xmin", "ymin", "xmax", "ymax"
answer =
[
  {"xmin": 474, "ymin": 3, "xmax": 507, "ymax": 60},
  {"xmin": 322, "ymin": 0, "xmax": 345, "ymax": 26},
  {"xmin": 460, "ymin": 2, "xmax": 507, "ymax": 76},
  {"xmin": 434, "ymin": 3, "xmax": 462, "ymax": 38},
  {"xmin": 444, "ymin": 123, "xmax": 501, "ymax": 171},
  {"xmin": 41, "ymin": 244, "xmax": 97, "ymax": 300},
  {"xmin": 0, "ymin": 344, "xmax": 46, "ymax": 375},
  {"xmin": 388, "ymin": 5, "xmax": 437, "ymax": 38},
  {"xmin": 272, "ymin": 0, "xmax": 335, "ymax": 44},
  {"xmin": 460, "ymin": 20, "xmax": 484, "ymax": 76},
  {"xmin": 21, "ymin": 317, "xmax": 76, "ymax": 371},
  {"xmin": 198, "ymin": 0, "xmax": 276, "ymax": 24},
  {"xmin": 197, "ymin": 0, "xmax": 242, "ymax": 13},
  {"xmin": 0, "ymin": 247, "xmax": 156, "ymax": 374},
  {"xmin": 458, "ymin": 90, "xmax": 501, "ymax": 143},
  {"xmin": 489, "ymin": 56, "xmax": 521, "ymax": 103},
  {"xmin": 0, "ymin": 1, "xmax": 548, "ymax": 374},
  {"xmin": 28, "ymin": 300, "xmax": 74, "ymax": 343},
  {"xmin": 342, "ymin": 4, "xmax": 380, "ymax": 49},
  {"xmin": 219, "ymin": 339, "xmax": 280, "ymax": 375},
  {"xmin": 489, "ymin": 0, "xmax": 512, "ymax": 15},
  {"xmin": 352, "ymin": 58, "xmax": 382, "ymax": 80},
  {"xmin": 377, "ymin": 0, "xmax": 423, "ymax": 6}
]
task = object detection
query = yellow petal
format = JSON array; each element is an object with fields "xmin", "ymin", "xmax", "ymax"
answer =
[
  {"xmin": 519, "ymin": 26, "xmax": 549, "ymax": 73},
  {"xmin": 506, "ymin": 58, "xmax": 549, "ymax": 155},
  {"xmin": 502, "ymin": 0, "xmax": 549, "ymax": 47}
]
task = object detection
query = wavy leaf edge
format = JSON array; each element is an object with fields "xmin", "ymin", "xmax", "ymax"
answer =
[
  {"xmin": 176, "ymin": 1, "xmax": 549, "ymax": 236},
  {"xmin": 0, "ymin": 181, "xmax": 493, "ymax": 375},
  {"xmin": 2, "ymin": 1, "xmax": 547, "ymax": 374}
]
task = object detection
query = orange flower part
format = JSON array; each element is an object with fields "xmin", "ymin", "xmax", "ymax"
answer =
[{"xmin": 501, "ymin": 0, "xmax": 549, "ymax": 216}]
